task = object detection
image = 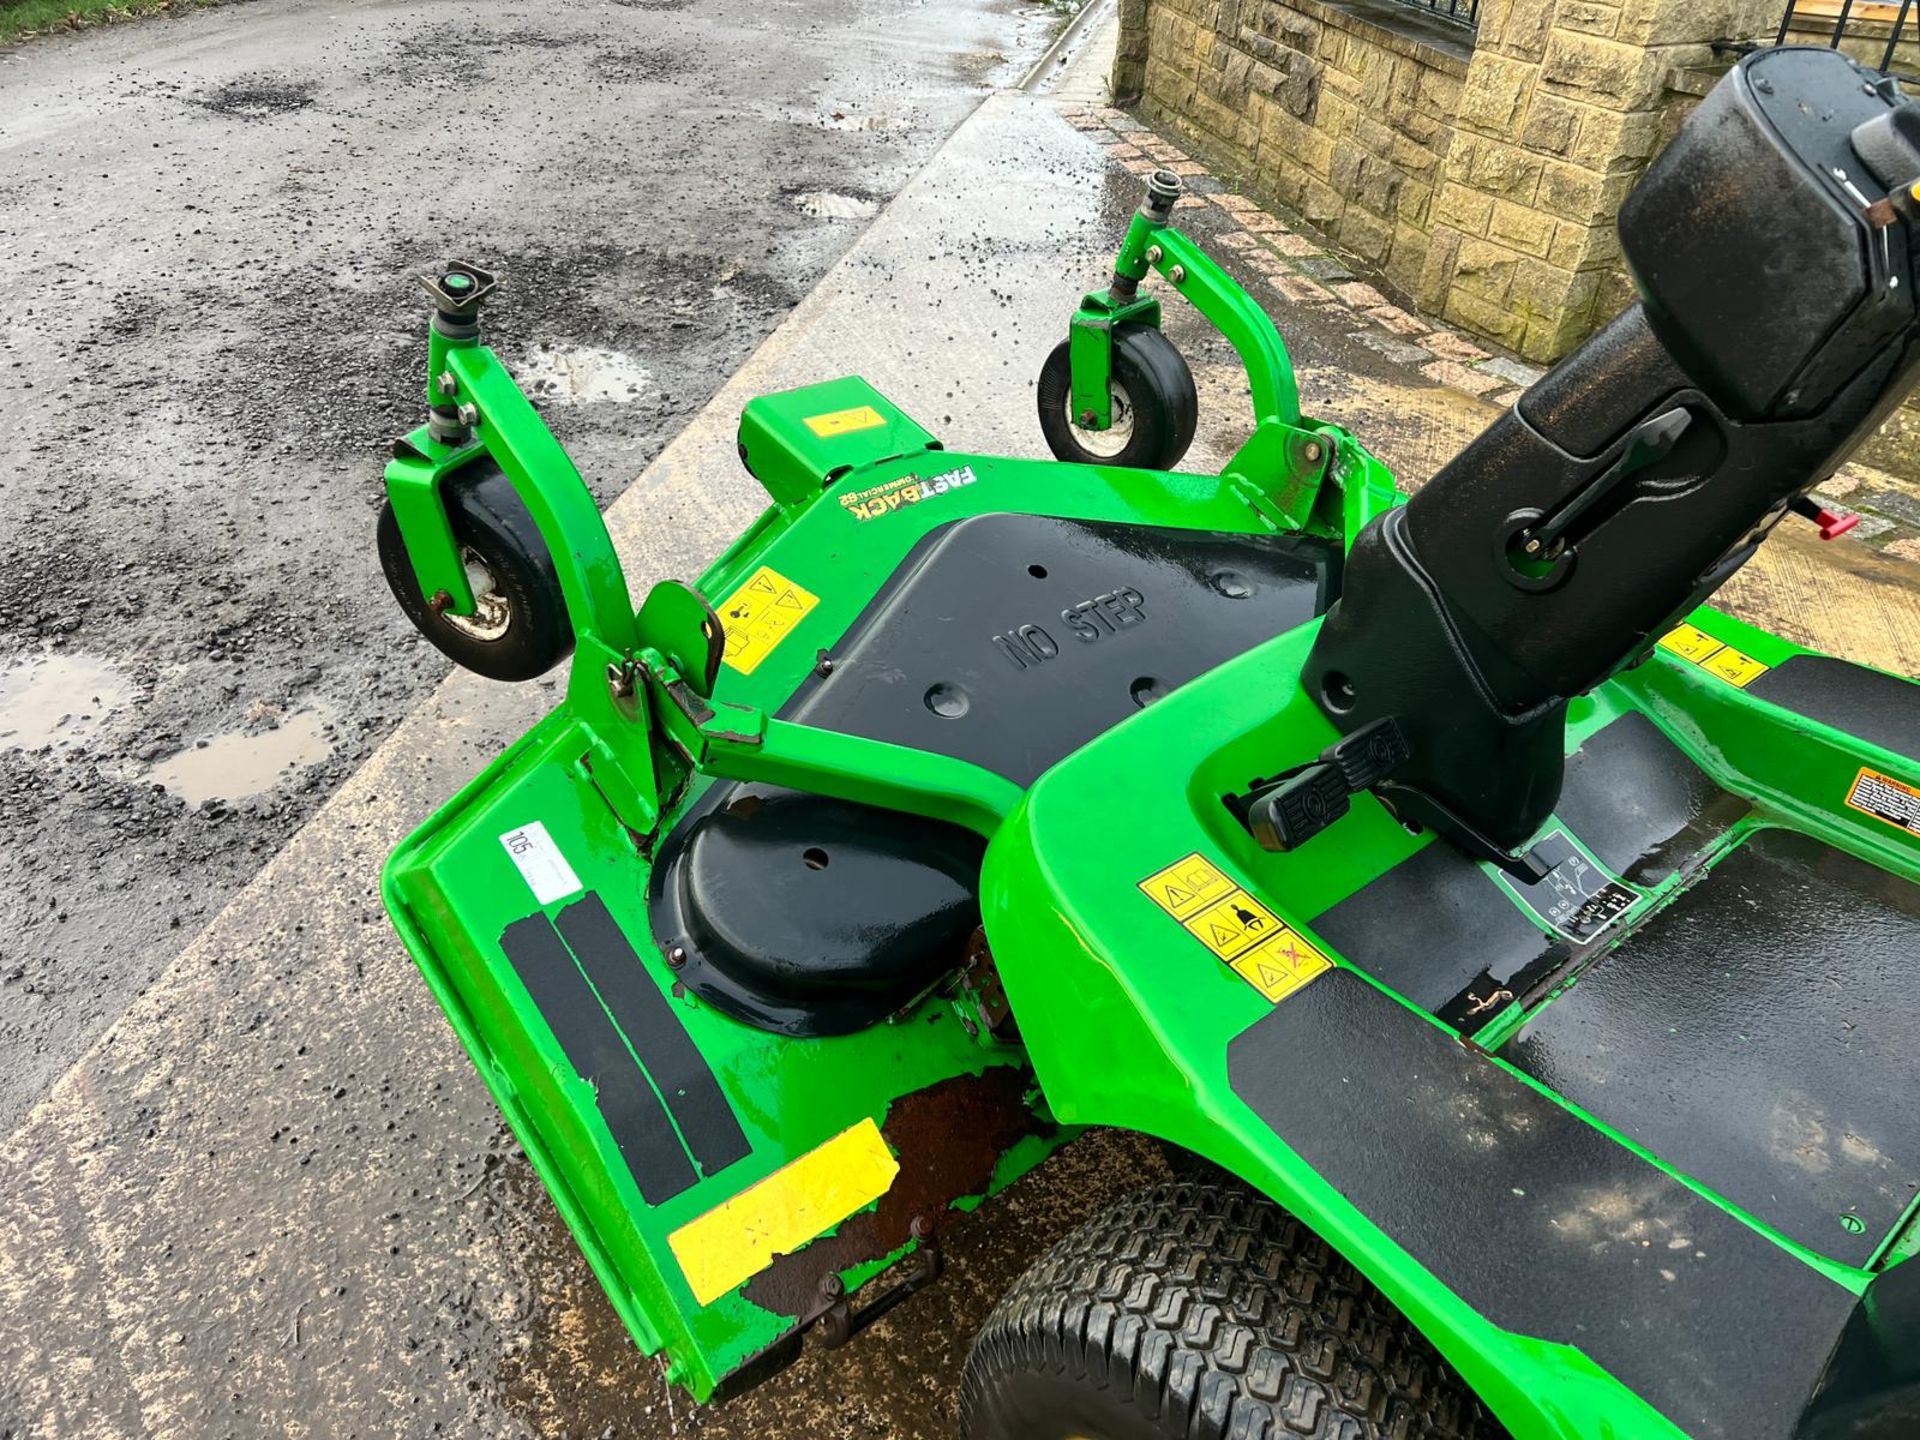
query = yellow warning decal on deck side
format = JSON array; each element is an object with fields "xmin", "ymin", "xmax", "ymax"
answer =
[
  {"xmin": 1139, "ymin": 852, "xmax": 1328, "ymax": 1005},
  {"xmin": 1137, "ymin": 853, "xmax": 1235, "ymax": 921},
  {"xmin": 803, "ymin": 405, "xmax": 886, "ymax": 438},
  {"xmin": 1229, "ymin": 929, "xmax": 1332, "ymax": 1004},
  {"xmin": 718, "ymin": 564, "xmax": 819, "ymax": 675},
  {"xmin": 1184, "ymin": 889, "xmax": 1283, "ymax": 961},
  {"xmin": 1845, "ymin": 766, "xmax": 1920, "ymax": 838},
  {"xmin": 669, "ymin": 1117, "xmax": 899, "ymax": 1307},
  {"xmin": 1657, "ymin": 622, "xmax": 1770, "ymax": 688}
]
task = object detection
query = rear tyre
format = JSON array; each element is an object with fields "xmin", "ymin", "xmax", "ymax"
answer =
[
  {"xmin": 1037, "ymin": 323, "xmax": 1198, "ymax": 471},
  {"xmin": 959, "ymin": 1181, "xmax": 1501, "ymax": 1440},
  {"xmin": 377, "ymin": 459, "xmax": 573, "ymax": 682}
]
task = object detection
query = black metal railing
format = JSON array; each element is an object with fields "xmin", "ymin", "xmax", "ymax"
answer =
[
  {"xmin": 1778, "ymin": 0, "xmax": 1916, "ymax": 80},
  {"xmin": 1383, "ymin": 0, "xmax": 1480, "ymax": 29}
]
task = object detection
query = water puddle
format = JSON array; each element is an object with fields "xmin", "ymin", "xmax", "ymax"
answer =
[
  {"xmin": 518, "ymin": 344, "xmax": 651, "ymax": 404},
  {"xmin": 820, "ymin": 112, "xmax": 907, "ymax": 132},
  {"xmin": 0, "ymin": 653, "xmax": 132, "ymax": 751},
  {"xmin": 147, "ymin": 710, "xmax": 335, "ymax": 806},
  {"xmin": 790, "ymin": 190, "xmax": 878, "ymax": 220}
]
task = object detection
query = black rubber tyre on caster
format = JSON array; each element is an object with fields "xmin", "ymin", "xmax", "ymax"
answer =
[
  {"xmin": 1036, "ymin": 323, "xmax": 1199, "ymax": 471},
  {"xmin": 960, "ymin": 1181, "xmax": 1503, "ymax": 1440},
  {"xmin": 376, "ymin": 459, "xmax": 573, "ymax": 682}
]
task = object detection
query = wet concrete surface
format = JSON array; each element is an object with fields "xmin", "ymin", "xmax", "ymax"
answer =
[
  {"xmin": 8, "ymin": 20, "xmax": 1920, "ymax": 1440},
  {"xmin": 0, "ymin": 84, "xmax": 1183, "ymax": 1440},
  {"xmin": 0, "ymin": 0, "xmax": 1069, "ymax": 1135}
]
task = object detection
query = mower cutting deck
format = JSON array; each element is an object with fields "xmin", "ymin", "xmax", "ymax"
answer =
[{"xmin": 379, "ymin": 47, "xmax": 1920, "ymax": 1440}]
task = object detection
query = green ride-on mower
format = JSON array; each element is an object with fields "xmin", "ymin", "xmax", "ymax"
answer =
[{"xmin": 377, "ymin": 48, "xmax": 1920, "ymax": 1440}]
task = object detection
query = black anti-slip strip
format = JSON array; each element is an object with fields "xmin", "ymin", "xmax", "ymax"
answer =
[
  {"xmin": 556, "ymin": 893, "xmax": 752, "ymax": 1180},
  {"xmin": 500, "ymin": 913, "xmax": 698, "ymax": 1206},
  {"xmin": 1229, "ymin": 969, "xmax": 1853, "ymax": 1440}
]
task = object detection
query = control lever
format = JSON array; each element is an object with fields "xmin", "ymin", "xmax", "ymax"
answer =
[
  {"xmin": 1790, "ymin": 494, "xmax": 1861, "ymax": 541},
  {"xmin": 1518, "ymin": 407, "xmax": 1694, "ymax": 564}
]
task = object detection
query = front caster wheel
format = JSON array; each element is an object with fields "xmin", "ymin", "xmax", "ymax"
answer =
[
  {"xmin": 1036, "ymin": 323, "xmax": 1198, "ymax": 471},
  {"xmin": 377, "ymin": 459, "xmax": 573, "ymax": 682},
  {"xmin": 960, "ymin": 1181, "xmax": 1502, "ymax": 1440}
]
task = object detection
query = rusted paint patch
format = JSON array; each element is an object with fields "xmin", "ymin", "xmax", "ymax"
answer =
[{"xmin": 741, "ymin": 1067, "xmax": 1044, "ymax": 1318}]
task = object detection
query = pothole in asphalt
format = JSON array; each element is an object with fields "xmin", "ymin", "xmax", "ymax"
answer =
[
  {"xmin": 192, "ymin": 77, "xmax": 320, "ymax": 121},
  {"xmin": 518, "ymin": 344, "xmax": 652, "ymax": 404},
  {"xmin": 146, "ymin": 710, "xmax": 335, "ymax": 806},
  {"xmin": 820, "ymin": 112, "xmax": 908, "ymax": 132},
  {"xmin": 789, "ymin": 190, "xmax": 880, "ymax": 220},
  {"xmin": 0, "ymin": 653, "xmax": 132, "ymax": 752},
  {"xmin": 591, "ymin": 45, "xmax": 678, "ymax": 83}
]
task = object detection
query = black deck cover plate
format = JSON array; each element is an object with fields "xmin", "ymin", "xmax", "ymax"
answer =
[
  {"xmin": 1747, "ymin": 653, "xmax": 1920, "ymax": 762},
  {"xmin": 1229, "ymin": 969, "xmax": 1855, "ymax": 1440},
  {"xmin": 659, "ymin": 515, "xmax": 1339, "ymax": 1034},
  {"xmin": 781, "ymin": 513, "xmax": 1340, "ymax": 785},
  {"xmin": 1508, "ymin": 828, "xmax": 1920, "ymax": 1266}
]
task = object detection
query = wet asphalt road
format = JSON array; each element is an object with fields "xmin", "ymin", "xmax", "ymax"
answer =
[
  {"xmin": 0, "ymin": 0, "xmax": 1067, "ymax": 1136},
  {"xmin": 8, "ymin": 11, "xmax": 1917, "ymax": 1434}
]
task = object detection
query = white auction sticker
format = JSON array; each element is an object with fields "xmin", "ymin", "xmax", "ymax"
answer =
[{"xmin": 499, "ymin": 821, "xmax": 583, "ymax": 905}]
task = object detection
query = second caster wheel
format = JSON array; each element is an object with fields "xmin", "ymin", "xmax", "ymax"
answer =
[
  {"xmin": 1036, "ymin": 322, "xmax": 1198, "ymax": 471},
  {"xmin": 376, "ymin": 459, "xmax": 574, "ymax": 682}
]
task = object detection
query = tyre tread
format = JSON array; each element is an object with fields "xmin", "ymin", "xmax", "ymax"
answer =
[{"xmin": 958, "ymin": 1181, "xmax": 1504, "ymax": 1440}]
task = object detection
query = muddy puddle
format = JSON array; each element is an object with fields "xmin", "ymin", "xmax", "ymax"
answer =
[
  {"xmin": 146, "ymin": 710, "xmax": 336, "ymax": 806},
  {"xmin": 790, "ymin": 189, "xmax": 879, "ymax": 220},
  {"xmin": 518, "ymin": 343, "xmax": 652, "ymax": 404},
  {"xmin": 0, "ymin": 652, "xmax": 131, "ymax": 751}
]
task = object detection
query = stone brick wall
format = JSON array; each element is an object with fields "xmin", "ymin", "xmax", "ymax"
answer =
[
  {"xmin": 1125, "ymin": 0, "xmax": 1474, "ymax": 315},
  {"xmin": 1121, "ymin": 0, "xmax": 1783, "ymax": 363}
]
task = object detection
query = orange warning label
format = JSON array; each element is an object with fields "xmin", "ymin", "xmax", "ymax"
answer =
[
  {"xmin": 1845, "ymin": 766, "xmax": 1920, "ymax": 838},
  {"xmin": 718, "ymin": 565, "xmax": 819, "ymax": 676}
]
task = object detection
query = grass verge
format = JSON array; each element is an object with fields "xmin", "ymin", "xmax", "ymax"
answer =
[{"xmin": 0, "ymin": 0, "xmax": 225, "ymax": 45}]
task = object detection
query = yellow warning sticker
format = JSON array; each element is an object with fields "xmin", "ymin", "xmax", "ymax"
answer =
[
  {"xmin": 1183, "ymin": 889, "xmax": 1283, "ymax": 962},
  {"xmin": 1700, "ymin": 648, "xmax": 1769, "ymax": 687},
  {"xmin": 1140, "ymin": 852, "xmax": 1328, "ymax": 1004},
  {"xmin": 1138, "ymin": 852, "xmax": 1235, "ymax": 922},
  {"xmin": 717, "ymin": 565, "xmax": 819, "ymax": 675},
  {"xmin": 1229, "ymin": 928, "xmax": 1332, "ymax": 1004},
  {"xmin": 803, "ymin": 405, "xmax": 886, "ymax": 439},
  {"xmin": 1657, "ymin": 622, "xmax": 1770, "ymax": 688},
  {"xmin": 1845, "ymin": 765, "xmax": 1920, "ymax": 838},
  {"xmin": 668, "ymin": 1117, "xmax": 898, "ymax": 1307},
  {"xmin": 1657, "ymin": 623, "xmax": 1724, "ymax": 664}
]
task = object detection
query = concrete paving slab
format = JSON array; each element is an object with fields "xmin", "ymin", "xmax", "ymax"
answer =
[{"xmin": 0, "ymin": 88, "xmax": 1164, "ymax": 1440}]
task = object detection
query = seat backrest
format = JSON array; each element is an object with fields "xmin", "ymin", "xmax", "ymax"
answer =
[{"xmin": 1306, "ymin": 46, "xmax": 1920, "ymax": 855}]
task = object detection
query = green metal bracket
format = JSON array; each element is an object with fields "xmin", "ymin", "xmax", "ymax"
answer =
[
  {"xmin": 640, "ymin": 654, "xmax": 1022, "ymax": 841},
  {"xmin": 384, "ymin": 264, "xmax": 660, "ymax": 834},
  {"xmin": 1067, "ymin": 291, "xmax": 1162, "ymax": 429},
  {"xmin": 1065, "ymin": 174, "xmax": 1340, "ymax": 526},
  {"xmin": 384, "ymin": 440, "xmax": 483, "ymax": 615},
  {"xmin": 737, "ymin": 376, "xmax": 940, "ymax": 507}
]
